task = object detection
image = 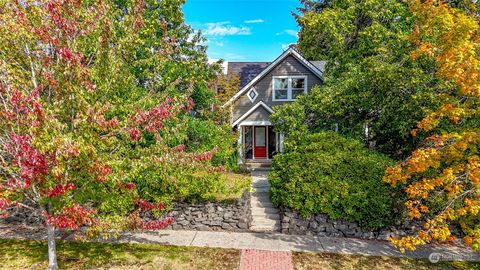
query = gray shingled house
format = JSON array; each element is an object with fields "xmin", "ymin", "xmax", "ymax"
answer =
[{"xmin": 223, "ymin": 47, "xmax": 326, "ymax": 164}]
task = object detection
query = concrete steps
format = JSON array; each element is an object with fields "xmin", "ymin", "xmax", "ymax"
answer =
[
  {"xmin": 250, "ymin": 220, "xmax": 281, "ymax": 232},
  {"xmin": 250, "ymin": 200, "xmax": 274, "ymax": 209},
  {"xmin": 249, "ymin": 170, "xmax": 280, "ymax": 232},
  {"xmin": 245, "ymin": 161, "xmax": 272, "ymax": 171},
  {"xmin": 251, "ymin": 207, "xmax": 279, "ymax": 215}
]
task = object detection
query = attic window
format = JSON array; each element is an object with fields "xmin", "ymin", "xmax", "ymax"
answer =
[{"xmin": 247, "ymin": 88, "xmax": 258, "ymax": 102}]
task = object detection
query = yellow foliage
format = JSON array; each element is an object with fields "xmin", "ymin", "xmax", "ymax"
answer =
[{"xmin": 384, "ymin": 0, "xmax": 480, "ymax": 252}]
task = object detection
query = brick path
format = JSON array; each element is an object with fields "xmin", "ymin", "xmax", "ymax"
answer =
[{"xmin": 239, "ymin": 249, "xmax": 293, "ymax": 270}]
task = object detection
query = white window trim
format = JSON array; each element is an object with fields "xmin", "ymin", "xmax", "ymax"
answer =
[
  {"xmin": 247, "ymin": 88, "xmax": 259, "ymax": 102},
  {"xmin": 272, "ymin": 75, "xmax": 308, "ymax": 101}
]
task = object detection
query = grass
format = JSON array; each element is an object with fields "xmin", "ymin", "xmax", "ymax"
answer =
[
  {"xmin": 188, "ymin": 171, "xmax": 251, "ymax": 202},
  {"xmin": 293, "ymin": 252, "xmax": 480, "ymax": 270},
  {"xmin": 216, "ymin": 171, "xmax": 251, "ymax": 201},
  {"xmin": 0, "ymin": 239, "xmax": 240, "ymax": 270}
]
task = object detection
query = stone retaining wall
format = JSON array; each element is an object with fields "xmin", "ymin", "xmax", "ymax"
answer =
[
  {"xmin": 279, "ymin": 207, "xmax": 419, "ymax": 240},
  {"xmin": 165, "ymin": 193, "xmax": 252, "ymax": 232}
]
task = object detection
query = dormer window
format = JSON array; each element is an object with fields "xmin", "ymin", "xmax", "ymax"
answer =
[{"xmin": 272, "ymin": 76, "xmax": 307, "ymax": 101}]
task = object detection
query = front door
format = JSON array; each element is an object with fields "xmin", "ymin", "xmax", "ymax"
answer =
[{"xmin": 254, "ymin": 126, "xmax": 267, "ymax": 158}]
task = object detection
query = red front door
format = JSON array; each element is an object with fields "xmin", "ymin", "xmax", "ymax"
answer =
[{"xmin": 254, "ymin": 126, "xmax": 267, "ymax": 158}]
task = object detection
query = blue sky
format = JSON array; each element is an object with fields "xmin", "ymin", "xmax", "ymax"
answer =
[{"xmin": 183, "ymin": 0, "xmax": 301, "ymax": 62}]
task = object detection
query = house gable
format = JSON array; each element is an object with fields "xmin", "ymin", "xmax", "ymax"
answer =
[
  {"xmin": 228, "ymin": 49, "xmax": 323, "ymax": 127},
  {"xmin": 224, "ymin": 47, "xmax": 323, "ymax": 108},
  {"xmin": 231, "ymin": 101, "xmax": 273, "ymax": 127}
]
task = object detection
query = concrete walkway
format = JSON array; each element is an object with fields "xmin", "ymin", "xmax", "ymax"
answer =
[
  {"xmin": 114, "ymin": 230, "xmax": 480, "ymax": 262},
  {"xmin": 249, "ymin": 170, "xmax": 280, "ymax": 232}
]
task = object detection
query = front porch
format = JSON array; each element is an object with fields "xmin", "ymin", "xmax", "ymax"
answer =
[{"xmin": 238, "ymin": 125, "xmax": 283, "ymax": 164}]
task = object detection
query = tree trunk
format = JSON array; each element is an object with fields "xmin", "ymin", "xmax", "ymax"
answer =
[{"xmin": 47, "ymin": 225, "xmax": 58, "ymax": 270}]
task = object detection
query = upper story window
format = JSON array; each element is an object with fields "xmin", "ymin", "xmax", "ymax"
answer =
[{"xmin": 272, "ymin": 76, "xmax": 307, "ymax": 101}]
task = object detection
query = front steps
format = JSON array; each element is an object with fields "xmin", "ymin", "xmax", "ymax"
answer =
[
  {"xmin": 250, "ymin": 170, "xmax": 280, "ymax": 232},
  {"xmin": 245, "ymin": 160, "xmax": 272, "ymax": 171}
]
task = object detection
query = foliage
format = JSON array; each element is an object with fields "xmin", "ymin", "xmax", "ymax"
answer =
[
  {"xmin": 213, "ymin": 72, "xmax": 240, "ymax": 105},
  {"xmin": 89, "ymin": 0, "xmax": 239, "ymax": 183},
  {"xmin": 270, "ymin": 132, "xmax": 396, "ymax": 229},
  {"xmin": 106, "ymin": 0, "xmax": 221, "ymax": 111},
  {"xmin": 0, "ymin": 0, "xmax": 231, "ymax": 268},
  {"xmin": 206, "ymin": 72, "xmax": 241, "ymax": 125},
  {"xmin": 384, "ymin": 0, "xmax": 480, "ymax": 252},
  {"xmin": 185, "ymin": 118, "xmax": 238, "ymax": 169},
  {"xmin": 275, "ymin": 0, "xmax": 449, "ymax": 159}
]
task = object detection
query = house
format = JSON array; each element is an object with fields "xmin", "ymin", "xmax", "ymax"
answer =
[{"xmin": 223, "ymin": 47, "xmax": 326, "ymax": 164}]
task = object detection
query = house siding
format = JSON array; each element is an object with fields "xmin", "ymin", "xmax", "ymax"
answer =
[
  {"xmin": 232, "ymin": 55, "xmax": 322, "ymax": 125},
  {"xmin": 242, "ymin": 106, "xmax": 271, "ymax": 123}
]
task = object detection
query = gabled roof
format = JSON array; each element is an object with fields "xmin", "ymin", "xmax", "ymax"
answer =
[
  {"xmin": 227, "ymin": 62, "xmax": 270, "ymax": 88},
  {"xmin": 223, "ymin": 47, "xmax": 324, "ymax": 107},
  {"xmin": 231, "ymin": 101, "xmax": 274, "ymax": 127}
]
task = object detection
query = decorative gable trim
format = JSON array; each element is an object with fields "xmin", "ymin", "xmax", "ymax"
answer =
[
  {"xmin": 223, "ymin": 47, "xmax": 323, "ymax": 107},
  {"xmin": 231, "ymin": 101, "xmax": 274, "ymax": 127},
  {"xmin": 247, "ymin": 88, "xmax": 259, "ymax": 102}
]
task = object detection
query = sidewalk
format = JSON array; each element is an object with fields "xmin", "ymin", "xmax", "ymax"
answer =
[
  {"xmin": 1, "ymin": 224, "xmax": 479, "ymax": 262},
  {"xmin": 116, "ymin": 230, "xmax": 480, "ymax": 262}
]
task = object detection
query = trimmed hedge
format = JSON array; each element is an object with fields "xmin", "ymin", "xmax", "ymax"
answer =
[{"xmin": 269, "ymin": 131, "xmax": 396, "ymax": 229}]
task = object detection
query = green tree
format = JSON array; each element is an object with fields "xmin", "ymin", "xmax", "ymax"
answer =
[
  {"xmin": 274, "ymin": 0, "xmax": 448, "ymax": 159},
  {"xmin": 0, "ymin": 1, "xmax": 226, "ymax": 268},
  {"xmin": 94, "ymin": 0, "xmax": 221, "ymax": 116}
]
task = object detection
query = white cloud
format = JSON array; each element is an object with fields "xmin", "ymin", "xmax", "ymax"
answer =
[
  {"xmin": 204, "ymin": 22, "xmax": 251, "ymax": 36},
  {"xmin": 207, "ymin": 38, "xmax": 224, "ymax": 47},
  {"xmin": 244, "ymin": 19, "xmax": 264, "ymax": 24},
  {"xmin": 284, "ymin": 29, "xmax": 298, "ymax": 37},
  {"xmin": 276, "ymin": 29, "xmax": 299, "ymax": 38}
]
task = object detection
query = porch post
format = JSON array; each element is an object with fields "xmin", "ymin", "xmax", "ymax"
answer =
[
  {"xmin": 237, "ymin": 126, "xmax": 243, "ymax": 164},
  {"xmin": 279, "ymin": 133, "xmax": 284, "ymax": 152},
  {"xmin": 252, "ymin": 125, "xmax": 255, "ymax": 160},
  {"xmin": 266, "ymin": 126, "xmax": 269, "ymax": 160}
]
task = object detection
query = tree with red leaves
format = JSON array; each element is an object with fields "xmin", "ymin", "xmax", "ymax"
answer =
[{"xmin": 0, "ymin": 0, "xmax": 217, "ymax": 269}]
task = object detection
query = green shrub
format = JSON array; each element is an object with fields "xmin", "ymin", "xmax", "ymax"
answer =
[
  {"xmin": 269, "ymin": 131, "xmax": 397, "ymax": 229},
  {"xmin": 185, "ymin": 118, "xmax": 238, "ymax": 169},
  {"xmin": 121, "ymin": 118, "xmax": 242, "ymax": 206},
  {"xmin": 131, "ymin": 161, "xmax": 250, "ymax": 205}
]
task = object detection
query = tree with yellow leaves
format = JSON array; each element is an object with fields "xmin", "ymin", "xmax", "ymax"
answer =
[
  {"xmin": 208, "ymin": 72, "xmax": 240, "ymax": 124},
  {"xmin": 213, "ymin": 72, "xmax": 240, "ymax": 105},
  {"xmin": 384, "ymin": 0, "xmax": 480, "ymax": 252}
]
